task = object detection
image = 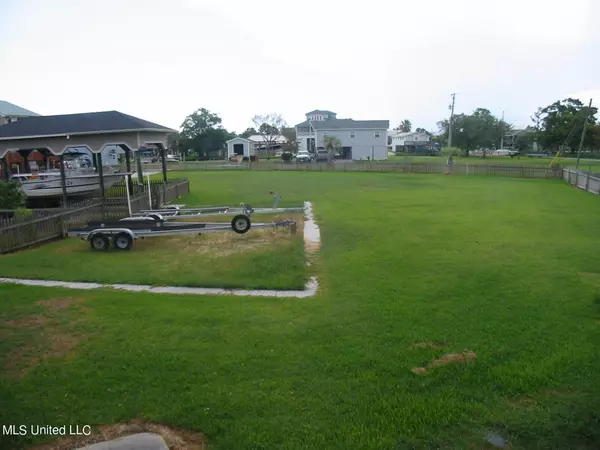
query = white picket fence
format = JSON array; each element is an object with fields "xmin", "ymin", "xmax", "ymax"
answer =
[{"xmin": 563, "ymin": 168, "xmax": 600, "ymax": 195}]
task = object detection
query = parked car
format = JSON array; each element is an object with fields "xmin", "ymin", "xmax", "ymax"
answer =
[
  {"xmin": 315, "ymin": 150, "xmax": 329, "ymax": 162},
  {"xmin": 295, "ymin": 151, "xmax": 313, "ymax": 163}
]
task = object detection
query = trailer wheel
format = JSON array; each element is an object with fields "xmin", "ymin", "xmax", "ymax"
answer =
[
  {"xmin": 113, "ymin": 233, "xmax": 133, "ymax": 250},
  {"xmin": 89, "ymin": 233, "xmax": 110, "ymax": 251},
  {"xmin": 231, "ymin": 215, "xmax": 251, "ymax": 234}
]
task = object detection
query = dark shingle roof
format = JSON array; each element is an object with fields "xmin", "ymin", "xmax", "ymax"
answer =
[
  {"xmin": 311, "ymin": 119, "xmax": 389, "ymax": 130},
  {"xmin": 0, "ymin": 110, "xmax": 175, "ymax": 139},
  {"xmin": 0, "ymin": 100, "xmax": 40, "ymax": 117},
  {"xmin": 306, "ymin": 110, "xmax": 336, "ymax": 116}
]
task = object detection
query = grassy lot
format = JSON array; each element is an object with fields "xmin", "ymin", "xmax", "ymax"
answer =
[
  {"xmin": 0, "ymin": 214, "xmax": 306, "ymax": 290},
  {"xmin": 2, "ymin": 171, "xmax": 600, "ymax": 449}
]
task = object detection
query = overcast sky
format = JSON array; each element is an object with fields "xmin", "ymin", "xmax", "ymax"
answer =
[{"xmin": 1, "ymin": 0, "xmax": 599, "ymax": 133}]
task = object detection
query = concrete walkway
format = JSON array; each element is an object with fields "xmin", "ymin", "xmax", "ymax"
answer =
[
  {"xmin": 76, "ymin": 433, "xmax": 168, "ymax": 450},
  {"xmin": 0, "ymin": 202, "xmax": 321, "ymax": 298}
]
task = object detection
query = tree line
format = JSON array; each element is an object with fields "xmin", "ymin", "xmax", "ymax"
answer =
[
  {"xmin": 393, "ymin": 98, "xmax": 599, "ymax": 155},
  {"xmin": 169, "ymin": 109, "xmax": 294, "ymax": 159}
]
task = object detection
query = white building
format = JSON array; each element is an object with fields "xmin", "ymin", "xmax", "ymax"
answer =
[
  {"xmin": 295, "ymin": 110, "xmax": 389, "ymax": 160},
  {"xmin": 227, "ymin": 137, "xmax": 255, "ymax": 159},
  {"xmin": 389, "ymin": 131, "xmax": 430, "ymax": 152},
  {"xmin": 226, "ymin": 134, "xmax": 288, "ymax": 159}
]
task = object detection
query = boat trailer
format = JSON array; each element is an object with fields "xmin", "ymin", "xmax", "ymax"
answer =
[
  {"xmin": 67, "ymin": 214, "xmax": 297, "ymax": 251},
  {"xmin": 131, "ymin": 195, "xmax": 304, "ymax": 220}
]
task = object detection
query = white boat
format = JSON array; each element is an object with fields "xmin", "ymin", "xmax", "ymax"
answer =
[{"xmin": 9, "ymin": 154, "xmax": 124, "ymax": 198}]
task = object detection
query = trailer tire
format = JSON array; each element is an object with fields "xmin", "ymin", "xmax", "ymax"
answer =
[
  {"xmin": 231, "ymin": 215, "xmax": 251, "ymax": 234},
  {"xmin": 89, "ymin": 233, "xmax": 110, "ymax": 251},
  {"xmin": 113, "ymin": 233, "xmax": 133, "ymax": 250}
]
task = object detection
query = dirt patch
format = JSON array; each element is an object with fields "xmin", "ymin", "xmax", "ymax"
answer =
[
  {"xmin": 3, "ymin": 297, "xmax": 90, "ymax": 378},
  {"xmin": 414, "ymin": 341, "xmax": 447, "ymax": 349},
  {"xmin": 28, "ymin": 419, "xmax": 207, "ymax": 450},
  {"xmin": 5, "ymin": 314, "xmax": 49, "ymax": 327},
  {"xmin": 36, "ymin": 297, "xmax": 85, "ymax": 311},
  {"xmin": 509, "ymin": 396, "xmax": 538, "ymax": 409},
  {"xmin": 411, "ymin": 350, "xmax": 477, "ymax": 375},
  {"xmin": 5, "ymin": 345, "xmax": 41, "ymax": 376}
]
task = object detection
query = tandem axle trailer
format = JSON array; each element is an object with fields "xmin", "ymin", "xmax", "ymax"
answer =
[{"xmin": 67, "ymin": 214, "xmax": 296, "ymax": 251}]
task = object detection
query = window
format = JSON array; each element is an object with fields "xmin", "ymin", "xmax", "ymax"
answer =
[
  {"xmin": 415, "ymin": 136, "xmax": 419, "ymax": 141},
  {"xmin": 350, "ymin": 132, "xmax": 355, "ymax": 139},
  {"xmin": 374, "ymin": 132, "xmax": 380, "ymax": 138}
]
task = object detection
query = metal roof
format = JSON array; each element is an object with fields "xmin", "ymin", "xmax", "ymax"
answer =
[
  {"xmin": 391, "ymin": 131, "xmax": 428, "ymax": 137},
  {"xmin": 247, "ymin": 134, "xmax": 287, "ymax": 143},
  {"xmin": 0, "ymin": 100, "xmax": 40, "ymax": 117},
  {"xmin": 305, "ymin": 110, "xmax": 336, "ymax": 116},
  {"xmin": 0, "ymin": 110, "xmax": 175, "ymax": 140}
]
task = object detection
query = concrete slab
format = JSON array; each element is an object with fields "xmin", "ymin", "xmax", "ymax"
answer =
[{"xmin": 76, "ymin": 432, "xmax": 168, "ymax": 450}]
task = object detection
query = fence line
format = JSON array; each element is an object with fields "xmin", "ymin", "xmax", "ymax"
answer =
[
  {"xmin": 0, "ymin": 179, "xmax": 189, "ymax": 254},
  {"xmin": 563, "ymin": 168, "xmax": 600, "ymax": 195},
  {"xmin": 139, "ymin": 161, "xmax": 563, "ymax": 178}
]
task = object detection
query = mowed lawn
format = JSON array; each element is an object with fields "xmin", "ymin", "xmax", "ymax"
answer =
[{"xmin": 2, "ymin": 171, "xmax": 600, "ymax": 449}]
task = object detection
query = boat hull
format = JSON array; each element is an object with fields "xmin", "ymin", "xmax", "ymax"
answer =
[{"xmin": 20, "ymin": 174, "xmax": 124, "ymax": 198}]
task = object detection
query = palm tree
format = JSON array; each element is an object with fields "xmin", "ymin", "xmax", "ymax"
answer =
[
  {"xmin": 323, "ymin": 135, "xmax": 342, "ymax": 165},
  {"xmin": 396, "ymin": 119, "xmax": 412, "ymax": 133}
]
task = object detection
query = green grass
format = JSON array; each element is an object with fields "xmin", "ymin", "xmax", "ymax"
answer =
[
  {"xmin": 2, "ymin": 171, "xmax": 600, "ymax": 449},
  {"xmin": 388, "ymin": 153, "xmax": 600, "ymax": 170},
  {"xmin": 0, "ymin": 214, "xmax": 306, "ymax": 290}
]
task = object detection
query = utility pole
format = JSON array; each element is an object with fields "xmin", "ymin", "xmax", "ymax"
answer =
[
  {"xmin": 576, "ymin": 98, "xmax": 593, "ymax": 170},
  {"xmin": 500, "ymin": 110, "xmax": 505, "ymax": 150},
  {"xmin": 448, "ymin": 93, "xmax": 456, "ymax": 148}
]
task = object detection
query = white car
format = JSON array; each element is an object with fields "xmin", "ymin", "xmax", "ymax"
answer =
[{"xmin": 295, "ymin": 152, "xmax": 313, "ymax": 163}]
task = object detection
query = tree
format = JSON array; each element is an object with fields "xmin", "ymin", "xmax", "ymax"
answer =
[
  {"xmin": 240, "ymin": 127, "xmax": 257, "ymax": 138},
  {"xmin": 252, "ymin": 113, "xmax": 286, "ymax": 156},
  {"xmin": 180, "ymin": 108, "xmax": 232, "ymax": 158},
  {"xmin": 533, "ymin": 98, "xmax": 598, "ymax": 153},
  {"xmin": 415, "ymin": 127, "xmax": 427, "ymax": 133},
  {"xmin": 0, "ymin": 180, "xmax": 25, "ymax": 209},
  {"xmin": 436, "ymin": 108, "xmax": 512, "ymax": 156},
  {"xmin": 396, "ymin": 119, "xmax": 412, "ymax": 132},
  {"xmin": 323, "ymin": 135, "xmax": 342, "ymax": 164},
  {"xmin": 281, "ymin": 127, "xmax": 298, "ymax": 154}
]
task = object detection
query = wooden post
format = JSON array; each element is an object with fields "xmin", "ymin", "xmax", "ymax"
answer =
[
  {"xmin": 125, "ymin": 147, "xmax": 133, "ymax": 194},
  {"xmin": 97, "ymin": 152, "xmax": 105, "ymax": 216},
  {"xmin": 136, "ymin": 151, "xmax": 144, "ymax": 184},
  {"xmin": 22, "ymin": 152, "xmax": 30, "ymax": 173},
  {"xmin": 160, "ymin": 146, "xmax": 168, "ymax": 183},
  {"xmin": 1, "ymin": 156, "xmax": 9, "ymax": 180},
  {"xmin": 59, "ymin": 154, "xmax": 68, "ymax": 208}
]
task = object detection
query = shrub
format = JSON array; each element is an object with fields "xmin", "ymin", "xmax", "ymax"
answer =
[
  {"xmin": 0, "ymin": 180, "xmax": 25, "ymax": 209},
  {"xmin": 281, "ymin": 152, "xmax": 293, "ymax": 162},
  {"xmin": 442, "ymin": 147, "xmax": 462, "ymax": 157}
]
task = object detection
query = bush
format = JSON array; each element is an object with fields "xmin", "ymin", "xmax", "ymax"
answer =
[
  {"xmin": 442, "ymin": 147, "xmax": 462, "ymax": 157},
  {"xmin": 0, "ymin": 180, "xmax": 25, "ymax": 209},
  {"xmin": 281, "ymin": 152, "xmax": 293, "ymax": 162}
]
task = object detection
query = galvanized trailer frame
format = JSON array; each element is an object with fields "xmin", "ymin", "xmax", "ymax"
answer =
[
  {"xmin": 67, "ymin": 215, "xmax": 296, "ymax": 251},
  {"xmin": 131, "ymin": 194, "xmax": 304, "ymax": 220},
  {"xmin": 132, "ymin": 204, "xmax": 304, "ymax": 220}
]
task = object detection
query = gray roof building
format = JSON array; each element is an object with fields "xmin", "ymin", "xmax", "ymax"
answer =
[
  {"xmin": 0, "ymin": 110, "xmax": 175, "ymax": 139},
  {"xmin": 0, "ymin": 100, "xmax": 40, "ymax": 117}
]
